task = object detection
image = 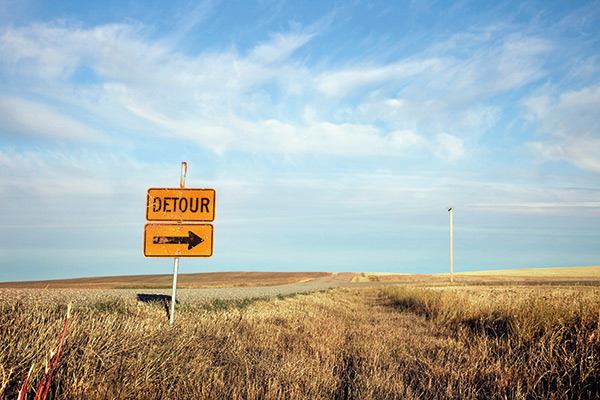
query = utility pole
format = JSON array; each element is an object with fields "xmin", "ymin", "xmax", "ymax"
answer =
[{"xmin": 448, "ymin": 206, "xmax": 454, "ymax": 283}]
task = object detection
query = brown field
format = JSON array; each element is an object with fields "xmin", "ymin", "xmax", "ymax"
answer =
[
  {"xmin": 0, "ymin": 271, "xmax": 332, "ymax": 289},
  {"xmin": 1, "ymin": 267, "xmax": 599, "ymax": 399}
]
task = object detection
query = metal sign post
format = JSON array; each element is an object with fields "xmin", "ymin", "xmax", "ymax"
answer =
[
  {"xmin": 170, "ymin": 162, "xmax": 187, "ymax": 326},
  {"xmin": 170, "ymin": 257, "xmax": 179, "ymax": 325}
]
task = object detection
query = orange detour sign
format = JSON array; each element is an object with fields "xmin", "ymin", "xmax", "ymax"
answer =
[
  {"xmin": 144, "ymin": 223, "xmax": 214, "ymax": 257},
  {"xmin": 146, "ymin": 188, "xmax": 215, "ymax": 222}
]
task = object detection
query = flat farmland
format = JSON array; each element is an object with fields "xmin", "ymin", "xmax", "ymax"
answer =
[
  {"xmin": 1, "ymin": 267, "xmax": 599, "ymax": 399},
  {"xmin": 354, "ymin": 265, "xmax": 600, "ymax": 284},
  {"xmin": 0, "ymin": 271, "xmax": 334, "ymax": 290}
]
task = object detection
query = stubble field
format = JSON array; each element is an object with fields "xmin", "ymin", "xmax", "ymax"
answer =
[{"xmin": 1, "ymin": 268, "xmax": 599, "ymax": 399}]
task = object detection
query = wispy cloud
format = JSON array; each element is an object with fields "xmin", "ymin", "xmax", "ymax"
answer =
[
  {"xmin": 249, "ymin": 32, "xmax": 314, "ymax": 65},
  {"xmin": 432, "ymin": 133, "xmax": 466, "ymax": 163},
  {"xmin": 314, "ymin": 58, "xmax": 443, "ymax": 98},
  {"xmin": 0, "ymin": 17, "xmax": 554, "ymax": 162},
  {"xmin": 525, "ymin": 83, "xmax": 600, "ymax": 173},
  {"xmin": 0, "ymin": 96, "xmax": 112, "ymax": 143},
  {"xmin": 0, "ymin": 148, "xmax": 142, "ymax": 197}
]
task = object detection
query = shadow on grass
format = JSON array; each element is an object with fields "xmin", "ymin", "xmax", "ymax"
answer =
[{"xmin": 136, "ymin": 294, "xmax": 179, "ymax": 320}]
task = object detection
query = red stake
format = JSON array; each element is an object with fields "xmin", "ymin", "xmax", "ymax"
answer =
[
  {"xmin": 33, "ymin": 304, "xmax": 71, "ymax": 400},
  {"xmin": 17, "ymin": 364, "xmax": 34, "ymax": 400}
]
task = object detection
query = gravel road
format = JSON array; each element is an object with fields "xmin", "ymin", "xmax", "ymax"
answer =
[{"xmin": 0, "ymin": 273, "xmax": 388, "ymax": 306}]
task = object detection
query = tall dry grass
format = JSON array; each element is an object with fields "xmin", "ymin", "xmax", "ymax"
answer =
[
  {"xmin": 382, "ymin": 285, "xmax": 600, "ymax": 399},
  {"xmin": 1, "ymin": 285, "xmax": 599, "ymax": 399}
]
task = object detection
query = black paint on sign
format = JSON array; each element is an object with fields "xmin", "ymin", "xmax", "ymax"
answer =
[
  {"xmin": 152, "ymin": 231, "xmax": 204, "ymax": 250},
  {"xmin": 151, "ymin": 197, "xmax": 210, "ymax": 213}
]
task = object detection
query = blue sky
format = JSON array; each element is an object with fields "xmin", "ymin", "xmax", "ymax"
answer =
[{"xmin": 1, "ymin": 0, "xmax": 599, "ymax": 281}]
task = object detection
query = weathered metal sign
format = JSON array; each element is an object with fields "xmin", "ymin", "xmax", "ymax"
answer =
[
  {"xmin": 146, "ymin": 188, "xmax": 216, "ymax": 222},
  {"xmin": 143, "ymin": 223, "xmax": 214, "ymax": 257}
]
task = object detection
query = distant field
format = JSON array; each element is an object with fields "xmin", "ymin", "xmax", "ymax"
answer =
[
  {"xmin": 4, "ymin": 266, "xmax": 599, "ymax": 289},
  {"xmin": 0, "ymin": 271, "xmax": 332, "ymax": 289},
  {"xmin": 458, "ymin": 265, "xmax": 600, "ymax": 278},
  {"xmin": 355, "ymin": 266, "xmax": 600, "ymax": 283}
]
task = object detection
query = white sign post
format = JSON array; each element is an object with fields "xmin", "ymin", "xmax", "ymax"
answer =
[{"xmin": 170, "ymin": 162, "xmax": 187, "ymax": 326}]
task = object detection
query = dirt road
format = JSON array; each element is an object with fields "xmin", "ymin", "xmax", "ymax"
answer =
[
  {"xmin": 0, "ymin": 272, "xmax": 374, "ymax": 306},
  {"xmin": 153, "ymin": 272, "xmax": 361, "ymax": 304}
]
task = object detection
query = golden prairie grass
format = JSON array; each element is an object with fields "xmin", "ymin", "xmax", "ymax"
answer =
[
  {"xmin": 382, "ymin": 285, "xmax": 600, "ymax": 398},
  {"xmin": 457, "ymin": 266, "xmax": 600, "ymax": 278},
  {"xmin": 1, "ymin": 284, "xmax": 599, "ymax": 399},
  {"xmin": 357, "ymin": 266, "xmax": 600, "ymax": 284}
]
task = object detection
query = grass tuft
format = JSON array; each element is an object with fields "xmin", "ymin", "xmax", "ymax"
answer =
[{"xmin": 90, "ymin": 299, "xmax": 130, "ymax": 315}]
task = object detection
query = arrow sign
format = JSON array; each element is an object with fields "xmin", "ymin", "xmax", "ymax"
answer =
[
  {"xmin": 153, "ymin": 231, "xmax": 204, "ymax": 250},
  {"xmin": 144, "ymin": 223, "xmax": 213, "ymax": 257}
]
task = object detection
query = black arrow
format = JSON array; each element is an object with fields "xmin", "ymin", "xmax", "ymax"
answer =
[{"xmin": 153, "ymin": 231, "xmax": 204, "ymax": 250}]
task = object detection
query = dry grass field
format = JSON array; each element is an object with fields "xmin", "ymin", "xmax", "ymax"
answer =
[{"xmin": 1, "ymin": 267, "xmax": 599, "ymax": 399}]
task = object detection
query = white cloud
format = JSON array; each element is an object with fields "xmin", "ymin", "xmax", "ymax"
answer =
[
  {"xmin": 389, "ymin": 129, "xmax": 426, "ymax": 149},
  {"xmin": 0, "ymin": 96, "xmax": 112, "ymax": 143},
  {"xmin": 491, "ymin": 36, "xmax": 552, "ymax": 92},
  {"xmin": 0, "ymin": 148, "xmax": 147, "ymax": 197},
  {"xmin": 250, "ymin": 32, "xmax": 314, "ymax": 65},
  {"xmin": 0, "ymin": 15, "xmax": 587, "ymax": 169},
  {"xmin": 529, "ymin": 139, "xmax": 600, "ymax": 173},
  {"xmin": 525, "ymin": 83, "xmax": 600, "ymax": 173},
  {"xmin": 314, "ymin": 58, "xmax": 442, "ymax": 98},
  {"xmin": 0, "ymin": 20, "xmax": 430, "ymax": 157},
  {"xmin": 432, "ymin": 133, "xmax": 466, "ymax": 163},
  {"xmin": 138, "ymin": 113, "xmax": 426, "ymax": 157}
]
